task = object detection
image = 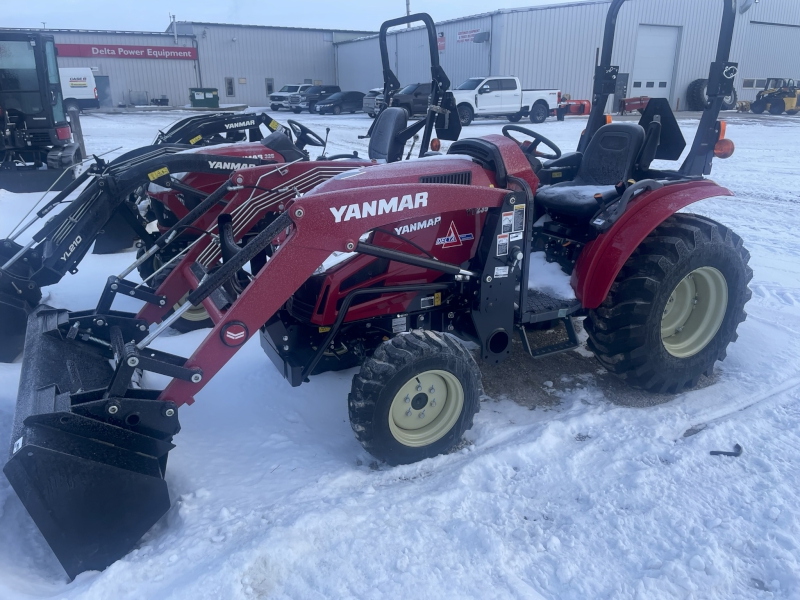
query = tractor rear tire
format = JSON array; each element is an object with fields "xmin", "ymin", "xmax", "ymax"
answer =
[
  {"xmin": 136, "ymin": 247, "xmax": 213, "ymax": 333},
  {"xmin": 770, "ymin": 99, "xmax": 786, "ymax": 115},
  {"xmin": 686, "ymin": 79, "xmax": 708, "ymax": 111},
  {"xmin": 457, "ymin": 104, "xmax": 474, "ymax": 126},
  {"xmin": 349, "ymin": 330, "xmax": 482, "ymax": 465},
  {"xmin": 585, "ymin": 213, "xmax": 752, "ymax": 394}
]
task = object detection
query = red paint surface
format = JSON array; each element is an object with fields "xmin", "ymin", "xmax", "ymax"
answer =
[{"xmin": 572, "ymin": 180, "xmax": 734, "ymax": 309}]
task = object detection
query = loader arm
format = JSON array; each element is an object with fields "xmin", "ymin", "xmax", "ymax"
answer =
[{"xmin": 160, "ymin": 182, "xmax": 509, "ymax": 406}]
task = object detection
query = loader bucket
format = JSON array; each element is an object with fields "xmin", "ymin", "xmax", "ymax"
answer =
[{"xmin": 3, "ymin": 305, "xmax": 179, "ymax": 579}]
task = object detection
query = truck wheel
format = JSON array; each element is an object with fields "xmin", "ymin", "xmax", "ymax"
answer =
[
  {"xmin": 308, "ymin": 103, "xmax": 316, "ymax": 114},
  {"xmin": 585, "ymin": 213, "xmax": 752, "ymax": 393},
  {"xmin": 770, "ymin": 99, "xmax": 786, "ymax": 115},
  {"xmin": 507, "ymin": 114, "xmax": 522, "ymax": 123},
  {"xmin": 457, "ymin": 104, "xmax": 473, "ymax": 126},
  {"xmin": 751, "ymin": 100, "xmax": 766, "ymax": 114},
  {"xmin": 63, "ymin": 99, "xmax": 81, "ymax": 114},
  {"xmin": 270, "ymin": 104, "xmax": 280, "ymax": 112},
  {"xmin": 136, "ymin": 248, "xmax": 212, "ymax": 333},
  {"xmin": 787, "ymin": 109, "xmax": 800, "ymax": 116},
  {"xmin": 529, "ymin": 102, "xmax": 549, "ymax": 124},
  {"xmin": 349, "ymin": 330, "xmax": 482, "ymax": 465},
  {"xmin": 291, "ymin": 108, "xmax": 302, "ymax": 114},
  {"xmin": 333, "ymin": 106, "xmax": 342, "ymax": 115}
]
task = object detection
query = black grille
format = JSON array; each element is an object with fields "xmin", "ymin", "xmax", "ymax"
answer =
[
  {"xmin": 28, "ymin": 131, "xmax": 54, "ymax": 146},
  {"xmin": 419, "ymin": 171, "xmax": 472, "ymax": 185}
]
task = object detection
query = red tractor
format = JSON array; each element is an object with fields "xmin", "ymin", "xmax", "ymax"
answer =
[{"xmin": 5, "ymin": 3, "xmax": 753, "ymax": 580}]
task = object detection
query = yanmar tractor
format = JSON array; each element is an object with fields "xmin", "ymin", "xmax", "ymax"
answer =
[{"xmin": 5, "ymin": 3, "xmax": 753, "ymax": 580}]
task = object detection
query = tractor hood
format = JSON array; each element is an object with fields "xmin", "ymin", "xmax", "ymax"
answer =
[{"xmin": 306, "ymin": 155, "xmax": 493, "ymax": 196}]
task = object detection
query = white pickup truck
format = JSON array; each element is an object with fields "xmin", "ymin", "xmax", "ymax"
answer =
[{"xmin": 452, "ymin": 77, "xmax": 560, "ymax": 126}]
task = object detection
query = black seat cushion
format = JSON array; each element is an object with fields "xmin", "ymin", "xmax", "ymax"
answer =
[
  {"xmin": 536, "ymin": 184, "xmax": 614, "ymax": 220},
  {"xmin": 535, "ymin": 123, "xmax": 645, "ymax": 220},
  {"xmin": 261, "ymin": 131, "xmax": 305, "ymax": 162},
  {"xmin": 369, "ymin": 107, "xmax": 408, "ymax": 162}
]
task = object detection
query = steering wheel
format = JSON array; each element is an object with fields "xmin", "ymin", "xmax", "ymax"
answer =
[
  {"xmin": 287, "ymin": 120, "xmax": 325, "ymax": 150},
  {"xmin": 502, "ymin": 125, "xmax": 561, "ymax": 160}
]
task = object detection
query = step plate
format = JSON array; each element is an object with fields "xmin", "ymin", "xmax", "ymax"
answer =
[{"xmin": 523, "ymin": 289, "xmax": 582, "ymax": 324}]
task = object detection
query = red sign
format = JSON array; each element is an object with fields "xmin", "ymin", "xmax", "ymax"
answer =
[
  {"xmin": 56, "ymin": 43, "xmax": 197, "ymax": 60},
  {"xmin": 437, "ymin": 33, "xmax": 446, "ymax": 53}
]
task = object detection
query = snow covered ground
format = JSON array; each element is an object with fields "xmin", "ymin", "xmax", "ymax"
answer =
[{"xmin": 0, "ymin": 109, "xmax": 799, "ymax": 599}]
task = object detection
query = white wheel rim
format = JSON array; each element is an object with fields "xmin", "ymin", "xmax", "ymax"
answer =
[
  {"xmin": 388, "ymin": 370, "xmax": 464, "ymax": 447},
  {"xmin": 661, "ymin": 267, "xmax": 728, "ymax": 358}
]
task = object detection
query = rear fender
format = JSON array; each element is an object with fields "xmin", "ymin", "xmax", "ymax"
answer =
[{"xmin": 571, "ymin": 180, "xmax": 733, "ymax": 309}]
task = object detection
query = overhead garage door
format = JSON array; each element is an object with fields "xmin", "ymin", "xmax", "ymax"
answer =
[{"xmin": 631, "ymin": 25, "xmax": 680, "ymax": 100}]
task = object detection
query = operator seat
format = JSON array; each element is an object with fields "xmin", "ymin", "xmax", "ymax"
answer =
[
  {"xmin": 261, "ymin": 130, "xmax": 306, "ymax": 162},
  {"xmin": 536, "ymin": 122, "xmax": 646, "ymax": 221},
  {"xmin": 368, "ymin": 107, "xmax": 408, "ymax": 163}
]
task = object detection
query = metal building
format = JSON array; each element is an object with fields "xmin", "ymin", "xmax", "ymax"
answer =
[
  {"xmin": 1, "ymin": 23, "xmax": 371, "ymax": 108},
  {"xmin": 335, "ymin": 0, "xmax": 800, "ymax": 110}
]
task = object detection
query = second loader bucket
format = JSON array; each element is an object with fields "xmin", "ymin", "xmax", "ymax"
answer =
[{"xmin": 3, "ymin": 305, "xmax": 180, "ymax": 579}]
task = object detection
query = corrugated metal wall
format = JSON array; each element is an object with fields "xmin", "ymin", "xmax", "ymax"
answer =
[
  {"xmin": 47, "ymin": 31, "xmax": 198, "ymax": 107},
  {"xmin": 188, "ymin": 24, "xmax": 369, "ymax": 106},
  {"xmin": 336, "ymin": 0, "xmax": 800, "ymax": 110}
]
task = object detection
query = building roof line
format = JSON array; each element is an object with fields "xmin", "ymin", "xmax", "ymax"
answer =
[
  {"xmin": 171, "ymin": 21, "xmax": 375, "ymax": 35},
  {"xmin": 0, "ymin": 27, "xmax": 195, "ymax": 37},
  {"xmin": 334, "ymin": 0, "xmax": 611, "ymax": 44}
]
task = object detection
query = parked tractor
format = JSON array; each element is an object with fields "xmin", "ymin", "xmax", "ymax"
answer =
[
  {"xmin": 4, "ymin": 1, "xmax": 754, "ymax": 581},
  {"xmin": 0, "ymin": 32, "xmax": 82, "ymax": 193},
  {"xmin": 750, "ymin": 78, "xmax": 800, "ymax": 115}
]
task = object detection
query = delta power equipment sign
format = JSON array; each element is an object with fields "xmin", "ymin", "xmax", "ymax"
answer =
[{"xmin": 56, "ymin": 44, "xmax": 197, "ymax": 60}]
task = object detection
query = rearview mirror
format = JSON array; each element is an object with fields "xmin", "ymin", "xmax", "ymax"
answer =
[{"xmin": 479, "ymin": 85, "xmax": 491, "ymax": 94}]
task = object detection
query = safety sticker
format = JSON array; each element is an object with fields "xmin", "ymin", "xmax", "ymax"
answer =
[
  {"xmin": 392, "ymin": 315, "xmax": 407, "ymax": 333},
  {"xmin": 494, "ymin": 266, "xmax": 510, "ymax": 279},
  {"xmin": 148, "ymin": 166, "xmax": 170, "ymax": 181},
  {"xmin": 269, "ymin": 119, "xmax": 280, "ymax": 131},
  {"xmin": 434, "ymin": 292, "xmax": 442, "ymax": 306},
  {"xmin": 189, "ymin": 134, "xmax": 203, "ymax": 145},
  {"xmin": 497, "ymin": 233, "xmax": 509, "ymax": 256},
  {"xmin": 502, "ymin": 211, "xmax": 514, "ymax": 233},
  {"xmin": 510, "ymin": 232, "xmax": 524, "ymax": 242},
  {"xmin": 13, "ymin": 436, "xmax": 22, "ymax": 454},
  {"xmin": 513, "ymin": 203, "xmax": 526, "ymax": 232},
  {"xmin": 318, "ymin": 326, "xmax": 331, "ymax": 333}
]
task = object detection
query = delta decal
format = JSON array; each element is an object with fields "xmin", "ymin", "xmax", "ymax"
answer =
[{"xmin": 436, "ymin": 222, "xmax": 474, "ymax": 248}]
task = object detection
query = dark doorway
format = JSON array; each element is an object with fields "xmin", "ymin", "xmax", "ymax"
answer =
[{"xmin": 95, "ymin": 75, "xmax": 112, "ymax": 108}]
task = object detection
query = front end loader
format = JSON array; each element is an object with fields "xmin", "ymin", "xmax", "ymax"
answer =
[{"xmin": 4, "ymin": 2, "xmax": 753, "ymax": 581}]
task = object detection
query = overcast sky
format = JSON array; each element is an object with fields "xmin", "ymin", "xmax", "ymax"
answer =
[{"xmin": 5, "ymin": 0, "xmax": 594, "ymax": 32}]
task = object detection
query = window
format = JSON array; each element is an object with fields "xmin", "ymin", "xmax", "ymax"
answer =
[
  {"xmin": 500, "ymin": 79, "xmax": 518, "ymax": 91},
  {"xmin": 743, "ymin": 79, "xmax": 755, "ymax": 89},
  {"xmin": 266, "ymin": 78, "xmax": 274, "ymax": 95},
  {"xmin": 225, "ymin": 77, "xmax": 235, "ymax": 97},
  {"xmin": 304, "ymin": 79, "xmax": 312, "ymax": 84},
  {"xmin": 659, "ymin": 82, "xmax": 667, "ymax": 88},
  {"xmin": 646, "ymin": 82, "xmax": 655, "ymax": 88},
  {"xmin": 456, "ymin": 78, "xmax": 483, "ymax": 90},
  {"xmin": 756, "ymin": 79, "xmax": 767, "ymax": 89},
  {"xmin": 633, "ymin": 81, "xmax": 642, "ymax": 88},
  {"xmin": 485, "ymin": 79, "xmax": 502, "ymax": 92}
]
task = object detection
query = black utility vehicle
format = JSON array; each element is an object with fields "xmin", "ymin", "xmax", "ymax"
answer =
[{"xmin": 391, "ymin": 82, "xmax": 431, "ymax": 117}]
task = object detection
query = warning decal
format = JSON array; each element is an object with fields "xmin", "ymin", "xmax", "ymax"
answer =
[
  {"xmin": 513, "ymin": 203, "xmax": 525, "ymax": 232},
  {"xmin": 497, "ymin": 233, "xmax": 509, "ymax": 256}
]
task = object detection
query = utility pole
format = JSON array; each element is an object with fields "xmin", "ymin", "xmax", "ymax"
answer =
[
  {"xmin": 170, "ymin": 14, "xmax": 178, "ymax": 44},
  {"xmin": 41, "ymin": 22, "xmax": 46, "ymax": 29},
  {"xmin": 406, "ymin": 0, "xmax": 411, "ymax": 27}
]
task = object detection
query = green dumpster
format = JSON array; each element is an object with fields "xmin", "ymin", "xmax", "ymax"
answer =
[{"xmin": 189, "ymin": 88, "xmax": 220, "ymax": 109}]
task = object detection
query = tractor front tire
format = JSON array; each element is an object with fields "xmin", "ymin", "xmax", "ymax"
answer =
[
  {"xmin": 751, "ymin": 100, "xmax": 766, "ymax": 114},
  {"xmin": 349, "ymin": 330, "xmax": 482, "ymax": 465},
  {"xmin": 585, "ymin": 213, "xmax": 752, "ymax": 393},
  {"xmin": 136, "ymin": 248, "xmax": 213, "ymax": 333}
]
